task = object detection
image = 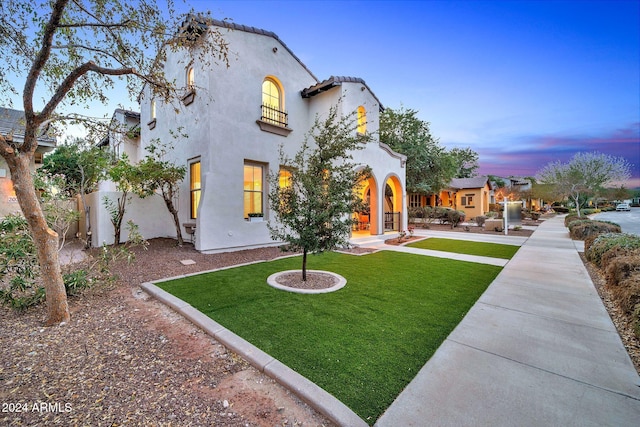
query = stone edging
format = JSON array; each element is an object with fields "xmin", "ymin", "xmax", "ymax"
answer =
[
  {"xmin": 140, "ymin": 281, "xmax": 367, "ymax": 427},
  {"xmin": 266, "ymin": 270, "xmax": 347, "ymax": 294}
]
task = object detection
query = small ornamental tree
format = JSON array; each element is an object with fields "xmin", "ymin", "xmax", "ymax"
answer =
[
  {"xmin": 537, "ymin": 152, "xmax": 631, "ymax": 217},
  {"xmin": 39, "ymin": 139, "xmax": 111, "ymax": 247},
  {"xmin": 105, "ymin": 155, "xmax": 141, "ymax": 245},
  {"xmin": 268, "ymin": 105, "xmax": 370, "ymax": 281},
  {"xmin": 131, "ymin": 142, "xmax": 187, "ymax": 246}
]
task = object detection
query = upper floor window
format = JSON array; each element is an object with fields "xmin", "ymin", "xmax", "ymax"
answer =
[
  {"xmin": 148, "ymin": 99, "xmax": 157, "ymax": 129},
  {"xmin": 261, "ymin": 77, "xmax": 288, "ymax": 127},
  {"xmin": 357, "ymin": 106, "xmax": 366, "ymax": 134},
  {"xmin": 187, "ymin": 66, "xmax": 195, "ymax": 90}
]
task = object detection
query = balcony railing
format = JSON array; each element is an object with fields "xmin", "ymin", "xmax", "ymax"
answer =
[{"xmin": 261, "ymin": 104, "xmax": 288, "ymax": 128}]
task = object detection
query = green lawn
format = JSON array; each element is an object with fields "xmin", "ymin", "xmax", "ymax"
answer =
[
  {"xmin": 158, "ymin": 251, "xmax": 502, "ymax": 424},
  {"xmin": 407, "ymin": 237, "xmax": 520, "ymax": 259}
]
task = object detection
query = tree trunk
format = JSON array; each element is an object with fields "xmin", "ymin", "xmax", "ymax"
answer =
[
  {"xmin": 5, "ymin": 153, "xmax": 70, "ymax": 325},
  {"xmin": 302, "ymin": 248, "xmax": 307, "ymax": 281},
  {"xmin": 162, "ymin": 192, "xmax": 184, "ymax": 246}
]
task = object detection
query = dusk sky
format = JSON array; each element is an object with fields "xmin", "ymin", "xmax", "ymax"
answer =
[{"xmin": 184, "ymin": 0, "xmax": 640, "ymax": 187}]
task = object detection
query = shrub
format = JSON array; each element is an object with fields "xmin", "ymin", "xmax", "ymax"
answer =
[
  {"xmin": 564, "ymin": 213, "xmax": 581, "ymax": 227},
  {"xmin": 586, "ymin": 233, "xmax": 640, "ymax": 268},
  {"xmin": 570, "ymin": 221, "xmax": 621, "ymax": 241},
  {"xmin": 408, "ymin": 206, "xmax": 425, "ymax": 219},
  {"xmin": 446, "ymin": 209, "xmax": 466, "ymax": 228},
  {"xmin": 605, "ymin": 255, "xmax": 640, "ymax": 315},
  {"xmin": 485, "ymin": 211, "xmax": 497, "ymax": 219},
  {"xmin": 581, "ymin": 208, "xmax": 600, "ymax": 216},
  {"xmin": 474, "ymin": 215, "xmax": 486, "ymax": 227},
  {"xmin": 553, "ymin": 206, "xmax": 570, "ymax": 213}
]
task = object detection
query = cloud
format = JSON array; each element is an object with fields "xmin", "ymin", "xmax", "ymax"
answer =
[{"xmin": 477, "ymin": 123, "xmax": 640, "ymax": 185}]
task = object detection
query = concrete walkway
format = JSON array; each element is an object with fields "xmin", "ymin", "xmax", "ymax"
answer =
[{"xmin": 375, "ymin": 216, "xmax": 640, "ymax": 426}]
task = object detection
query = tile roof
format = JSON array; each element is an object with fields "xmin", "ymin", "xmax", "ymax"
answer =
[
  {"xmin": 301, "ymin": 76, "xmax": 384, "ymax": 110},
  {"xmin": 449, "ymin": 176, "xmax": 489, "ymax": 190},
  {"xmin": 0, "ymin": 107, "xmax": 56, "ymax": 147}
]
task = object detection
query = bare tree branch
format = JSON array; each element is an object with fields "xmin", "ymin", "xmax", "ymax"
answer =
[{"xmin": 24, "ymin": 0, "xmax": 70, "ymax": 124}]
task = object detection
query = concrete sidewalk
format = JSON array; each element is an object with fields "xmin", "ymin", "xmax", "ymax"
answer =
[{"xmin": 375, "ymin": 215, "xmax": 640, "ymax": 426}]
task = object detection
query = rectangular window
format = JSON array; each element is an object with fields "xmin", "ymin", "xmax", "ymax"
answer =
[
  {"xmin": 409, "ymin": 194, "xmax": 421, "ymax": 208},
  {"xmin": 244, "ymin": 162, "xmax": 264, "ymax": 219},
  {"xmin": 461, "ymin": 195, "xmax": 474, "ymax": 206},
  {"xmin": 190, "ymin": 161, "xmax": 201, "ymax": 219}
]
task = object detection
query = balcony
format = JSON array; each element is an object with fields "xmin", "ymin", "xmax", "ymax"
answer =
[{"xmin": 256, "ymin": 104, "xmax": 292, "ymax": 136}]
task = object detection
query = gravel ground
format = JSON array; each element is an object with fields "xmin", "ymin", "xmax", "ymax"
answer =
[{"xmin": 1, "ymin": 242, "xmax": 335, "ymax": 427}]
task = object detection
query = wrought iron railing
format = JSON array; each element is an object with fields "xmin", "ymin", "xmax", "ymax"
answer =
[
  {"xmin": 384, "ymin": 212, "xmax": 401, "ymax": 231},
  {"xmin": 260, "ymin": 104, "xmax": 288, "ymax": 127}
]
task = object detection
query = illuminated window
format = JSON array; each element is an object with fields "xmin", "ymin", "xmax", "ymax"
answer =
[
  {"xmin": 357, "ymin": 106, "xmax": 366, "ymax": 134},
  {"xmin": 261, "ymin": 77, "xmax": 287, "ymax": 127},
  {"xmin": 262, "ymin": 78, "xmax": 281, "ymax": 109},
  {"xmin": 244, "ymin": 162, "xmax": 264, "ymax": 218},
  {"xmin": 187, "ymin": 66, "xmax": 195, "ymax": 90},
  {"xmin": 190, "ymin": 161, "xmax": 201, "ymax": 219},
  {"xmin": 279, "ymin": 168, "xmax": 292, "ymax": 189},
  {"xmin": 150, "ymin": 100, "xmax": 156, "ymax": 120}
]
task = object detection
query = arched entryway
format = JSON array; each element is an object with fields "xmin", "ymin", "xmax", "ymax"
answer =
[
  {"xmin": 383, "ymin": 174, "xmax": 403, "ymax": 232},
  {"xmin": 352, "ymin": 174, "xmax": 379, "ymax": 236}
]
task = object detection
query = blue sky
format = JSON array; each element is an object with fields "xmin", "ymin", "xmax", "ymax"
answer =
[{"xmin": 183, "ymin": 0, "xmax": 639, "ymax": 187}]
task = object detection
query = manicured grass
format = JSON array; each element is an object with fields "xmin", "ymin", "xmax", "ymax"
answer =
[
  {"xmin": 158, "ymin": 251, "xmax": 501, "ymax": 424},
  {"xmin": 407, "ymin": 237, "xmax": 520, "ymax": 259}
]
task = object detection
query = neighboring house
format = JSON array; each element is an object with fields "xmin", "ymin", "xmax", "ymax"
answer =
[
  {"xmin": 407, "ymin": 176, "xmax": 492, "ymax": 219},
  {"xmin": 0, "ymin": 107, "xmax": 57, "ymax": 218},
  {"xmin": 493, "ymin": 176, "xmax": 542, "ymax": 210},
  {"xmin": 88, "ymin": 18, "xmax": 407, "ymax": 251},
  {"xmin": 444, "ymin": 176, "xmax": 491, "ymax": 219},
  {"xmin": 98, "ymin": 109, "xmax": 140, "ymax": 162}
]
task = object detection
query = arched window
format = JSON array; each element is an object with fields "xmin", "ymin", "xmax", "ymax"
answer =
[
  {"xmin": 357, "ymin": 105, "xmax": 366, "ymax": 134},
  {"xmin": 261, "ymin": 77, "xmax": 288, "ymax": 127},
  {"xmin": 262, "ymin": 78, "xmax": 281, "ymax": 109},
  {"xmin": 186, "ymin": 66, "xmax": 195, "ymax": 90}
]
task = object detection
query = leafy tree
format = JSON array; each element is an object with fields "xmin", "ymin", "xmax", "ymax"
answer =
[
  {"xmin": 380, "ymin": 107, "xmax": 455, "ymax": 195},
  {"xmin": 0, "ymin": 0, "xmax": 228, "ymax": 324},
  {"xmin": 130, "ymin": 142, "xmax": 187, "ymax": 246},
  {"xmin": 449, "ymin": 147, "xmax": 479, "ymax": 178},
  {"xmin": 39, "ymin": 138, "xmax": 111, "ymax": 247},
  {"xmin": 268, "ymin": 105, "xmax": 370, "ymax": 281},
  {"xmin": 537, "ymin": 152, "xmax": 631, "ymax": 217},
  {"xmin": 104, "ymin": 155, "xmax": 143, "ymax": 245}
]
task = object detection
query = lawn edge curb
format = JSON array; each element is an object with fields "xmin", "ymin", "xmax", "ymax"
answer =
[{"xmin": 140, "ymin": 281, "xmax": 368, "ymax": 427}]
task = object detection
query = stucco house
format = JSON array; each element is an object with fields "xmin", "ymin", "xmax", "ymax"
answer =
[
  {"xmin": 407, "ymin": 176, "xmax": 492, "ymax": 220},
  {"xmin": 445, "ymin": 176, "xmax": 492, "ymax": 219},
  {"xmin": 88, "ymin": 18, "xmax": 407, "ymax": 252},
  {"xmin": 0, "ymin": 107, "xmax": 57, "ymax": 218}
]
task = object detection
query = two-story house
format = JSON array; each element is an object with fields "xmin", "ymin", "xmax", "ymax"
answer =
[
  {"xmin": 0, "ymin": 107, "xmax": 57, "ymax": 218},
  {"xmin": 87, "ymin": 18, "xmax": 407, "ymax": 252}
]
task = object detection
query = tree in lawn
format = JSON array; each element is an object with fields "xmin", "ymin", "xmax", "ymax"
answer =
[
  {"xmin": 537, "ymin": 151, "xmax": 631, "ymax": 217},
  {"xmin": 268, "ymin": 106, "xmax": 370, "ymax": 281},
  {"xmin": 379, "ymin": 107, "xmax": 456, "ymax": 196},
  {"xmin": 130, "ymin": 142, "xmax": 187, "ymax": 246},
  {"xmin": 0, "ymin": 1, "xmax": 228, "ymax": 324},
  {"xmin": 39, "ymin": 138, "xmax": 111, "ymax": 248}
]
